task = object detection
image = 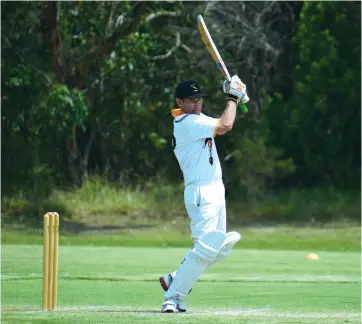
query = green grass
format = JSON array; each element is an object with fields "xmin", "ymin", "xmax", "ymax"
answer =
[
  {"xmin": 1, "ymin": 224, "xmax": 360, "ymax": 251},
  {"xmin": 1, "ymin": 245, "xmax": 361, "ymax": 323}
]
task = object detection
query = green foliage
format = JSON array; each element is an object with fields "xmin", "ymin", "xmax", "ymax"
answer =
[
  {"xmin": 249, "ymin": 187, "xmax": 361, "ymax": 223},
  {"xmin": 1, "ymin": 177, "xmax": 186, "ymax": 227},
  {"xmin": 266, "ymin": 2, "xmax": 361, "ymax": 187},
  {"xmin": 38, "ymin": 84, "xmax": 89, "ymax": 132},
  {"xmin": 2, "ymin": 1, "xmax": 359, "ymax": 226},
  {"xmin": 3, "ymin": 178, "xmax": 359, "ymax": 230},
  {"xmin": 225, "ymin": 132, "xmax": 295, "ymax": 199}
]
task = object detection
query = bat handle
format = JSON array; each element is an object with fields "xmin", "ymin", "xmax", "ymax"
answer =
[
  {"xmin": 239, "ymin": 93, "xmax": 249, "ymax": 113},
  {"xmin": 240, "ymin": 103, "xmax": 248, "ymax": 113}
]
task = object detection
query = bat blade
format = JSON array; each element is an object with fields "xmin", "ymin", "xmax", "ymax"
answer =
[
  {"xmin": 197, "ymin": 14, "xmax": 248, "ymax": 113},
  {"xmin": 197, "ymin": 15, "xmax": 231, "ymax": 82}
]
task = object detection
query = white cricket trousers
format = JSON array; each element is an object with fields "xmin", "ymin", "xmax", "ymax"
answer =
[
  {"xmin": 164, "ymin": 180, "xmax": 227, "ymax": 300},
  {"xmin": 184, "ymin": 180, "xmax": 226, "ymax": 242}
]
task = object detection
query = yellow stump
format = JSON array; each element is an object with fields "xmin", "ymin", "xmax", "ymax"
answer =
[
  {"xmin": 42, "ymin": 212, "xmax": 59, "ymax": 311},
  {"xmin": 52, "ymin": 213, "xmax": 59, "ymax": 310},
  {"xmin": 42, "ymin": 214, "xmax": 50, "ymax": 310}
]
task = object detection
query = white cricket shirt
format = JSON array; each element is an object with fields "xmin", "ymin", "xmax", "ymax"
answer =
[{"xmin": 172, "ymin": 109, "xmax": 222, "ymax": 186}]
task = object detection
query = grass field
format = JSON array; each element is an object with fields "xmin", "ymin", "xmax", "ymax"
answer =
[
  {"xmin": 1, "ymin": 244, "xmax": 361, "ymax": 323},
  {"xmin": 2, "ymin": 224, "xmax": 361, "ymax": 252}
]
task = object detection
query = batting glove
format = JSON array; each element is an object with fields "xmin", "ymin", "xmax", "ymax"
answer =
[{"xmin": 223, "ymin": 75, "xmax": 249, "ymax": 104}]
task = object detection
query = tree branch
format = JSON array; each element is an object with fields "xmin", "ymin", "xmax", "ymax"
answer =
[
  {"xmin": 103, "ymin": 2, "xmax": 113, "ymax": 38},
  {"xmin": 76, "ymin": 1, "xmax": 147, "ymax": 64},
  {"xmin": 14, "ymin": 47, "xmax": 53, "ymax": 85},
  {"xmin": 148, "ymin": 32, "xmax": 190, "ymax": 60},
  {"xmin": 181, "ymin": 44, "xmax": 192, "ymax": 54},
  {"xmin": 4, "ymin": 36, "xmax": 53, "ymax": 85},
  {"xmin": 76, "ymin": 5, "xmax": 182, "ymax": 65},
  {"xmin": 41, "ymin": 1, "xmax": 66, "ymax": 83},
  {"xmin": 145, "ymin": 10, "xmax": 181, "ymax": 24},
  {"xmin": 150, "ymin": 32, "xmax": 180, "ymax": 60}
]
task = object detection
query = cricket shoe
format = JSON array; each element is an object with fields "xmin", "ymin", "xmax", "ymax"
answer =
[
  {"xmin": 159, "ymin": 274, "xmax": 187, "ymax": 312},
  {"xmin": 159, "ymin": 273, "xmax": 192, "ymax": 295},
  {"xmin": 161, "ymin": 297, "xmax": 186, "ymax": 313},
  {"xmin": 176, "ymin": 299, "xmax": 186, "ymax": 312},
  {"xmin": 159, "ymin": 274, "xmax": 173, "ymax": 292}
]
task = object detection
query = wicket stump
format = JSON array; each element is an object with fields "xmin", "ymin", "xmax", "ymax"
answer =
[{"xmin": 42, "ymin": 212, "xmax": 59, "ymax": 311}]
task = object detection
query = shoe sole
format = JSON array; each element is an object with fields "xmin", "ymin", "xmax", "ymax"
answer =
[
  {"xmin": 161, "ymin": 307, "xmax": 185, "ymax": 313},
  {"xmin": 161, "ymin": 305, "xmax": 176, "ymax": 313}
]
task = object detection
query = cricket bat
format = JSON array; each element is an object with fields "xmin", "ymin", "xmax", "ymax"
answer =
[{"xmin": 197, "ymin": 15, "xmax": 248, "ymax": 113}]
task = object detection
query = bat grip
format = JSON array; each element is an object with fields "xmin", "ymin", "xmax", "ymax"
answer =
[
  {"xmin": 240, "ymin": 103, "xmax": 248, "ymax": 113},
  {"xmin": 239, "ymin": 93, "xmax": 248, "ymax": 113}
]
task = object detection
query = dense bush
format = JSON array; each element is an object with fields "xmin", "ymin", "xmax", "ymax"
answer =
[{"xmin": 2, "ymin": 2, "xmax": 360, "ymax": 225}]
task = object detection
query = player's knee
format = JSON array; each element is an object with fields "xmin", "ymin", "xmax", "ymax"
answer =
[
  {"xmin": 215, "ymin": 231, "xmax": 241, "ymax": 262},
  {"xmin": 191, "ymin": 230, "xmax": 226, "ymax": 263}
]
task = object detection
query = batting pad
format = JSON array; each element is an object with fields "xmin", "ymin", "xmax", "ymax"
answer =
[
  {"xmin": 216, "ymin": 231, "xmax": 241, "ymax": 262},
  {"xmin": 193, "ymin": 230, "xmax": 226, "ymax": 263},
  {"xmin": 165, "ymin": 230, "xmax": 226, "ymax": 300}
]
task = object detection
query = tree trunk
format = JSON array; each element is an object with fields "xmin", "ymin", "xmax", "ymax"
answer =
[
  {"xmin": 41, "ymin": 0, "xmax": 149, "ymax": 185},
  {"xmin": 66, "ymin": 127, "xmax": 80, "ymax": 184}
]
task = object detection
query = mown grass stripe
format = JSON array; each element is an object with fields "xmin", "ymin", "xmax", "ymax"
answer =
[
  {"xmin": 1, "ymin": 273, "xmax": 360, "ymax": 283},
  {"xmin": 2, "ymin": 305, "xmax": 360, "ymax": 319}
]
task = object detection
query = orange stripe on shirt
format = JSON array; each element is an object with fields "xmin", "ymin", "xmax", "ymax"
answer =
[{"xmin": 171, "ymin": 109, "xmax": 184, "ymax": 117}]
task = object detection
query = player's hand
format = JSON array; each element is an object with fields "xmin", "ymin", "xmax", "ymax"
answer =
[{"xmin": 223, "ymin": 75, "xmax": 249, "ymax": 104}]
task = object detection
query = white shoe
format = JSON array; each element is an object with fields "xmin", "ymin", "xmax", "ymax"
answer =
[
  {"xmin": 176, "ymin": 299, "xmax": 186, "ymax": 312},
  {"xmin": 159, "ymin": 274, "xmax": 188, "ymax": 312},
  {"xmin": 161, "ymin": 298, "xmax": 177, "ymax": 313},
  {"xmin": 161, "ymin": 297, "xmax": 186, "ymax": 313}
]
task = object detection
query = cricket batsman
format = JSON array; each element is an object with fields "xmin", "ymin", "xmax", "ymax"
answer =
[{"xmin": 159, "ymin": 76, "xmax": 249, "ymax": 313}]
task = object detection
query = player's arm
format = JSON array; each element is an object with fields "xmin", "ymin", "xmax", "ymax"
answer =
[
  {"xmin": 215, "ymin": 100, "xmax": 237, "ymax": 135},
  {"xmin": 216, "ymin": 76, "xmax": 249, "ymax": 136}
]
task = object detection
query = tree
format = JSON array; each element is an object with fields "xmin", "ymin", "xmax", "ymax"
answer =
[
  {"xmin": 266, "ymin": 2, "xmax": 361, "ymax": 187},
  {"xmin": 199, "ymin": 1, "xmax": 303, "ymax": 117},
  {"xmin": 28, "ymin": 1, "xmax": 203, "ymax": 185}
]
